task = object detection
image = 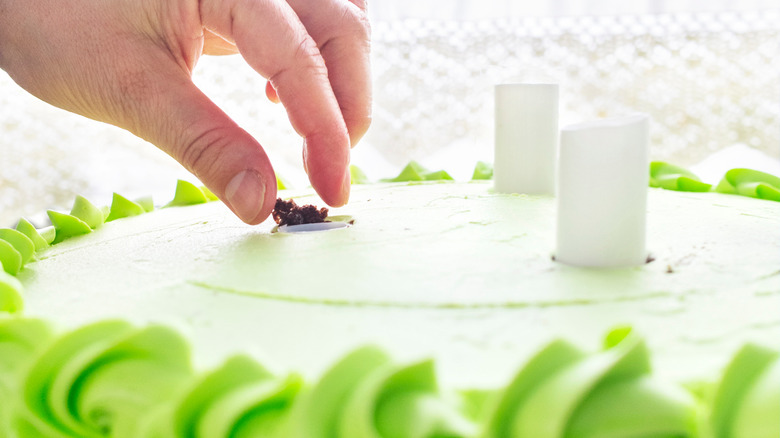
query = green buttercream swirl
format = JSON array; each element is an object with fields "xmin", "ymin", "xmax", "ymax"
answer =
[
  {"xmin": 287, "ymin": 346, "xmax": 476, "ymax": 438},
  {"xmin": 382, "ymin": 161, "xmax": 454, "ymax": 183},
  {"xmin": 0, "ymin": 178, "xmax": 778, "ymax": 437},
  {"xmin": 483, "ymin": 327, "xmax": 699, "ymax": 438},
  {"xmin": 70, "ymin": 195, "xmax": 106, "ymax": 229},
  {"xmin": 0, "ymin": 317, "xmax": 55, "ymax": 437},
  {"xmin": 715, "ymin": 168, "xmax": 780, "ymax": 202},
  {"xmin": 710, "ymin": 343, "xmax": 779, "ymax": 438},
  {"xmin": 350, "ymin": 165, "xmax": 370, "ymax": 184},
  {"xmin": 471, "ymin": 161, "xmax": 493, "ymax": 181},
  {"xmin": 166, "ymin": 180, "xmax": 210, "ymax": 208},
  {"xmin": 15, "ymin": 320, "xmax": 193, "ymax": 438},
  {"xmin": 649, "ymin": 161, "xmax": 712, "ymax": 192},
  {"xmin": 0, "ymin": 238, "xmax": 23, "ymax": 276},
  {"xmin": 0, "ymin": 272, "xmax": 24, "ymax": 313},
  {"xmin": 105, "ymin": 193, "xmax": 147, "ymax": 222},
  {"xmin": 48, "ymin": 210, "xmax": 92, "ymax": 244},
  {"xmin": 0, "ymin": 320, "xmax": 774, "ymax": 437},
  {"xmin": 15, "ymin": 218, "xmax": 50, "ymax": 252}
]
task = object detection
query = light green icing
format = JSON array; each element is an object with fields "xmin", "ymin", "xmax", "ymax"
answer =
[
  {"xmin": 382, "ymin": 161, "xmax": 454, "ymax": 182},
  {"xmin": 69, "ymin": 195, "xmax": 105, "ymax": 229},
  {"xmin": 0, "ymin": 239, "xmax": 23, "ymax": 276},
  {"xmin": 506, "ymin": 328, "xmax": 698, "ymax": 437},
  {"xmin": 2, "ymin": 178, "xmax": 778, "ymax": 437},
  {"xmin": 276, "ymin": 175, "xmax": 290, "ymax": 190},
  {"xmin": 0, "ymin": 273, "xmax": 24, "ymax": 313},
  {"xmin": 0, "ymin": 315, "xmax": 776, "ymax": 437},
  {"xmin": 483, "ymin": 339, "xmax": 584, "ymax": 438},
  {"xmin": 166, "ymin": 180, "xmax": 209, "ymax": 208},
  {"xmin": 710, "ymin": 343, "xmax": 779, "ymax": 438},
  {"xmin": 0, "ymin": 318, "xmax": 54, "ymax": 437},
  {"xmin": 17, "ymin": 320, "xmax": 193, "ymax": 438},
  {"xmin": 367, "ymin": 360, "xmax": 477, "ymax": 438},
  {"xmin": 649, "ymin": 161, "xmax": 712, "ymax": 192},
  {"xmin": 288, "ymin": 346, "xmax": 393, "ymax": 438},
  {"xmin": 18, "ymin": 183, "xmax": 780, "ymax": 393},
  {"xmin": 0, "ymin": 228, "xmax": 35, "ymax": 264},
  {"xmin": 39, "ymin": 226, "xmax": 57, "ymax": 245},
  {"xmin": 199, "ymin": 187, "xmax": 219, "ymax": 202},
  {"xmin": 47, "ymin": 210, "xmax": 92, "ymax": 244},
  {"xmin": 731, "ymin": 359, "xmax": 780, "ymax": 438},
  {"xmin": 350, "ymin": 165, "xmax": 370, "ymax": 184},
  {"xmin": 136, "ymin": 196, "xmax": 156, "ymax": 213},
  {"xmin": 15, "ymin": 218, "xmax": 49, "ymax": 252},
  {"xmin": 105, "ymin": 193, "xmax": 147, "ymax": 222},
  {"xmin": 471, "ymin": 161, "xmax": 493, "ymax": 181},
  {"xmin": 0, "ymin": 318, "xmax": 53, "ymax": 384},
  {"xmin": 140, "ymin": 355, "xmax": 298, "ymax": 438},
  {"xmin": 715, "ymin": 168, "xmax": 780, "ymax": 202}
]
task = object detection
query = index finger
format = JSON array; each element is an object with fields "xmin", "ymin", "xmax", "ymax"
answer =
[
  {"xmin": 201, "ymin": 0, "xmax": 352, "ymax": 207},
  {"xmin": 287, "ymin": 0, "xmax": 372, "ymax": 147}
]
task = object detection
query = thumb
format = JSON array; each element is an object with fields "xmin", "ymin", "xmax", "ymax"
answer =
[{"xmin": 131, "ymin": 74, "xmax": 277, "ymax": 225}]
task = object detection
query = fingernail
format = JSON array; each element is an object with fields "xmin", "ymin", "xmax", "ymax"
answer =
[{"xmin": 226, "ymin": 170, "xmax": 265, "ymax": 223}]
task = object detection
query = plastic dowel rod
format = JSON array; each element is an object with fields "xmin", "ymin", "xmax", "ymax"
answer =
[
  {"xmin": 494, "ymin": 84, "xmax": 559, "ymax": 195},
  {"xmin": 556, "ymin": 114, "xmax": 650, "ymax": 268}
]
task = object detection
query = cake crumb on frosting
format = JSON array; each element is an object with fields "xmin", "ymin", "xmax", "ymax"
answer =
[{"xmin": 272, "ymin": 198, "xmax": 329, "ymax": 226}]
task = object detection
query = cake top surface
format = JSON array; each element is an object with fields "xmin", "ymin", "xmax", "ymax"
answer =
[{"xmin": 16, "ymin": 181, "xmax": 780, "ymax": 388}]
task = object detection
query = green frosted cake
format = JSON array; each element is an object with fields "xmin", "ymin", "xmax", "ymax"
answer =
[{"xmin": 0, "ymin": 171, "xmax": 778, "ymax": 437}]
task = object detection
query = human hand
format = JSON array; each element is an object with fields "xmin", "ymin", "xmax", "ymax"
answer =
[{"xmin": 0, "ymin": 0, "xmax": 371, "ymax": 224}]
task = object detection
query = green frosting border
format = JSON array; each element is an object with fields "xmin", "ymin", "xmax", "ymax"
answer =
[{"xmin": 0, "ymin": 176, "xmax": 777, "ymax": 437}]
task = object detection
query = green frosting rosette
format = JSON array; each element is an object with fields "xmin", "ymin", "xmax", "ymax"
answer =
[
  {"xmin": 166, "ymin": 180, "xmax": 210, "ymax": 208},
  {"xmin": 0, "ymin": 228, "xmax": 36, "ymax": 276},
  {"xmin": 0, "ymin": 229, "xmax": 36, "ymax": 266},
  {"xmin": 715, "ymin": 168, "xmax": 780, "ymax": 202},
  {"xmin": 15, "ymin": 218, "xmax": 50, "ymax": 252},
  {"xmin": 70, "ymin": 195, "xmax": 106, "ymax": 230},
  {"xmin": 649, "ymin": 162, "xmax": 712, "ymax": 192},
  {"xmin": 471, "ymin": 161, "xmax": 494, "ymax": 181},
  {"xmin": 47, "ymin": 210, "xmax": 93, "ymax": 244},
  {"xmin": 710, "ymin": 343, "xmax": 779, "ymax": 438},
  {"xmin": 139, "ymin": 355, "xmax": 302, "ymax": 438},
  {"xmin": 0, "ymin": 271, "xmax": 24, "ymax": 313},
  {"xmin": 382, "ymin": 161, "xmax": 454, "ymax": 183},
  {"xmin": 0, "ymin": 317, "xmax": 55, "ymax": 437},
  {"xmin": 105, "ymin": 193, "xmax": 147, "ymax": 222},
  {"xmin": 483, "ymin": 327, "xmax": 698, "ymax": 438},
  {"xmin": 350, "ymin": 165, "xmax": 371, "ymax": 184},
  {"xmin": 14, "ymin": 320, "xmax": 193, "ymax": 438},
  {"xmin": 288, "ymin": 346, "xmax": 476, "ymax": 438}
]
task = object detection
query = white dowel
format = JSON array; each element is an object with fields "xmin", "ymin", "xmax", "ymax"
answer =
[
  {"xmin": 556, "ymin": 114, "xmax": 650, "ymax": 268},
  {"xmin": 494, "ymin": 84, "xmax": 559, "ymax": 195}
]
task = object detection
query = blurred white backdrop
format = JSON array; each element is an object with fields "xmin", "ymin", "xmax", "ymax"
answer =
[{"xmin": 1, "ymin": 0, "xmax": 778, "ymax": 225}]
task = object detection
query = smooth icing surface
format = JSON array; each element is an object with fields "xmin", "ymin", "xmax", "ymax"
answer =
[{"xmin": 15, "ymin": 182, "xmax": 780, "ymax": 390}]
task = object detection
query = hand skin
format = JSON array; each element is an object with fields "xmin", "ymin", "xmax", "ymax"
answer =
[{"xmin": 0, "ymin": 0, "xmax": 372, "ymax": 224}]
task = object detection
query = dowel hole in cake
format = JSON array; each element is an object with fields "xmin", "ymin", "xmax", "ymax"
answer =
[{"xmin": 277, "ymin": 221, "xmax": 350, "ymax": 233}]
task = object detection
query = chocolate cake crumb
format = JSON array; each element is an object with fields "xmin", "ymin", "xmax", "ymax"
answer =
[
  {"xmin": 646, "ymin": 255, "xmax": 656, "ymax": 264},
  {"xmin": 272, "ymin": 198, "xmax": 329, "ymax": 226}
]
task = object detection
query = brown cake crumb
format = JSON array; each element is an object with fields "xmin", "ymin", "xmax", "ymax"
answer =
[{"xmin": 272, "ymin": 198, "xmax": 329, "ymax": 226}]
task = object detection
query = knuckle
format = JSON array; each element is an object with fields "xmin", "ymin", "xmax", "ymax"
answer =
[
  {"xmin": 340, "ymin": 6, "xmax": 371, "ymax": 40},
  {"xmin": 290, "ymin": 35, "xmax": 329, "ymax": 76},
  {"xmin": 176, "ymin": 124, "xmax": 233, "ymax": 178}
]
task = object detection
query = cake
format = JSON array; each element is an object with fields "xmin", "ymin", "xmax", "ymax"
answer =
[{"xmin": 0, "ymin": 163, "xmax": 778, "ymax": 437}]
